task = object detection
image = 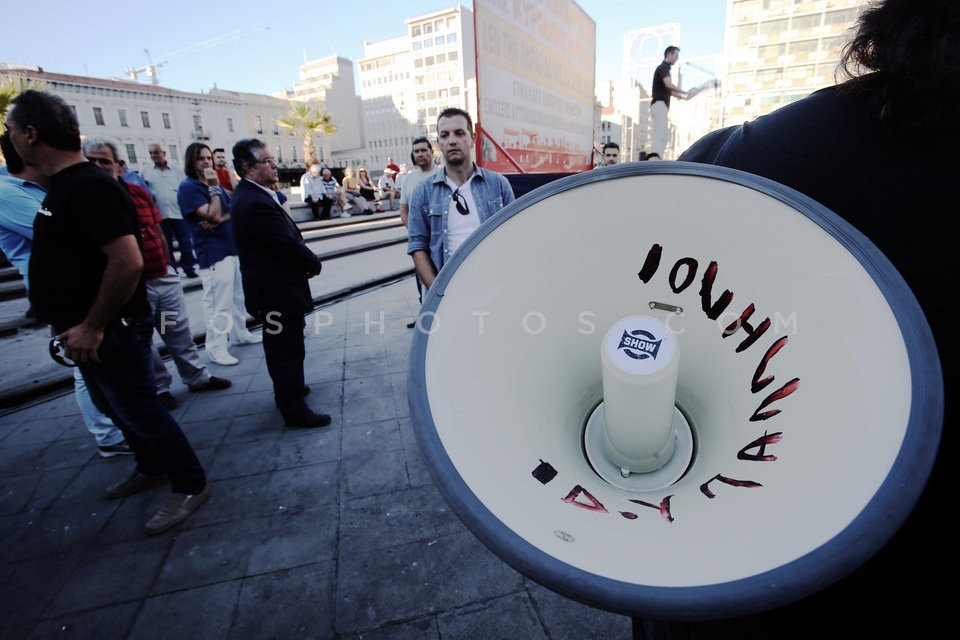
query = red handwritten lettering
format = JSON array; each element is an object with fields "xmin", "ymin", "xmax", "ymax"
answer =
[
  {"xmin": 669, "ymin": 258, "xmax": 698, "ymax": 293},
  {"xmin": 722, "ymin": 303, "xmax": 771, "ymax": 353},
  {"xmin": 700, "ymin": 474, "xmax": 762, "ymax": 498},
  {"xmin": 700, "ymin": 261, "xmax": 734, "ymax": 320},
  {"xmin": 637, "ymin": 243, "xmax": 662, "ymax": 283},
  {"xmin": 752, "ymin": 337, "xmax": 789, "ymax": 393},
  {"xmin": 626, "ymin": 495, "xmax": 675, "ymax": 523},
  {"xmin": 562, "ymin": 485, "xmax": 608, "ymax": 513},
  {"xmin": 737, "ymin": 431, "xmax": 783, "ymax": 461},
  {"xmin": 749, "ymin": 378, "xmax": 800, "ymax": 421}
]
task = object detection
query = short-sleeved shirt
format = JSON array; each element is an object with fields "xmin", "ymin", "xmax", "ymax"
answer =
[
  {"xmin": 215, "ymin": 168, "xmax": 234, "ymax": 192},
  {"xmin": 398, "ymin": 166, "xmax": 435, "ymax": 206},
  {"xmin": 652, "ymin": 61, "xmax": 673, "ymax": 107},
  {"xmin": 141, "ymin": 163, "xmax": 186, "ymax": 220},
  {"xmin": 0, "ymin": 174, "xmax": 46, "ymax": 291},
  {"xmin": 378, "ymin": 174, "xmax": 397, "ymax": 192},
  {"xmin": 177, "ymin": 177, "xmax": 237, "ymax": 268},
  {"xmin": 29, "ymin": 162, "xmax": 149, "ymax": 330},
  {"xmin": 125, "ymin": 180, "xmax": 167, "ymax": 279}
]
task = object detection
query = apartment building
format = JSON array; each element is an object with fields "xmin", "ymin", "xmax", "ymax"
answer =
[
  {"xmin": 284, "ymin": 56, "xmax": 365, "ymax": 167},
  {"xmin": 356, "ymin": 5, "xmax": 476, "ymax": 173},
  {"xmin": 721, "ymin": 0, "xmax": 868, "ymax": 127}
]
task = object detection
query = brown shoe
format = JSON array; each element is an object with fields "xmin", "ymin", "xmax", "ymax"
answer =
[
  {"xmin": 144, "ymin": 485, "xmax": 212, "ymax": 535},
  {"xmin": 106, "ymin": 471, "xmax": 169, "ymax": 499}
]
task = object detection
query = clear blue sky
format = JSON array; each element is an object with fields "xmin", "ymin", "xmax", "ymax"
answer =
[{"xmin": 1, "ymin": 1, "xmax": 726, "ymax": 95}]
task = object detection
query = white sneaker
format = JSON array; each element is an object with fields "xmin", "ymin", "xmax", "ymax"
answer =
[
  {"xmin": 339, "ymin": 212, "xmax": 351, "ymax": 218},
  {"xmin": 236, "ymin": 333, "xmax": 262, "ymax": 344},
  {"xmin": 207, "ymin": 348, "xmax": 239, "ymax": 366}
]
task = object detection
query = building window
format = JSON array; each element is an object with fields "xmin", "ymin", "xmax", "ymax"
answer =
[
  {"xmin": 162, "ymin": 112, "xmax": 171, "ymax": 129},
  {"xmin": 273, "ymin": 121, "xmax": 279, "ymax": 135},
  {"xmin": 423, "ymin": 23, "xmax": 433, "ymax": 34},
  {"xmin": 256, "ymin": 116, "xmax": 263, "ymax": 134},
  {"xmin": 193, "ymin": 114, "xmax": 202, "ymax": 131},
  {"xmin": 435, "ymin": 36, "xmax": 444, "ymax": 45},
  {"xmin": 169, "ymin": 145, "xmax": 178, "ymax": 162},
  {"xmin": 414, "ymin": 58, "xmax": 423, "ymax": 68},
  {"xmin": 118, "ymin": 109, "xmax": 128, "ymax": 127},
  {"xmin": 93, "ymin": 107, "xmax": 104, "ymax": 126},
  {"xmin": 125, "ymin": 144, "xmax": 138, "ymax": 164},
  {"xmin": 141, "ymin": 111, "xmax": 150, "ymax": 127},
  {"xmin": 759, "ymin": 18, "xmax": 788, "ymax": 37},
  {"xmin": 412, "ymin": 25, "xmax": 421, "ymax": 37},
  {"xmin": 426, "ymin": 56, "xmax": 435, "ymax": 66},
  {"xmin": 448, "ymin": 33, "xmax": 457, "ymax": 43},
  {"xmin": 449, "ymin": 51, "xmax": 458, "ymax": 61},
  {"xmin": 227, "ymin": 117, "xmax": 234, "ymax": 133}
]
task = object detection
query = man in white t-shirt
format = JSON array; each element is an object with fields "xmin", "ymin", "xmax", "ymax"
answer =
[
  {"xmin": 378, "ymin": 168, "xmax": 398, "ymax": 210},
  {"xmin": 406, "ymin": 108, "xmax": 515, "ymax": 291}
]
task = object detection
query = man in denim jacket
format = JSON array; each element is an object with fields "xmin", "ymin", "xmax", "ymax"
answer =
[{"xmin": 407, "ymin": 107, "xmax": 515, "ymax": 290}]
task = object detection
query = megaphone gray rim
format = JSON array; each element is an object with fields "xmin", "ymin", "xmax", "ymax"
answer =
[{"xmin": 406, "ymin": 161, "xmax": 943, "ymax": 620}]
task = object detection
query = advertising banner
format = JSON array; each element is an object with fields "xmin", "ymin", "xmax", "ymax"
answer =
[{"xmin": 474, "ymin": 0, "xmax": 596, "ymax": 173}]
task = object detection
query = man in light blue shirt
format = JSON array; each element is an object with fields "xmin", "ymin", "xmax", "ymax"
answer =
[
  {"xmin": 0, "ymin": 134, "xmax": 46, "ymax": 292},
  {"xmin": 407, "ymin": 107, "xmax": 514, "ymax": 290}
]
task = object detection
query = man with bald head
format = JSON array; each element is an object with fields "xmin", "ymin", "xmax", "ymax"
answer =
[{"xmin": 142, "ymin": 143, "xmax": 197, "ymax": 278}]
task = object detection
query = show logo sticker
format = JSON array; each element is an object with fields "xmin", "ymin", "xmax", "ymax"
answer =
[{"xmin": 617, "ymin": 328, "xmax": 662, "ymax": 361}]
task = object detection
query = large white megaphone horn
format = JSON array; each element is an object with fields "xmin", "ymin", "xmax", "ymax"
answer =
[{"xmin": 407, "ymin": 162, "xmax": 942, "ymax": 624}]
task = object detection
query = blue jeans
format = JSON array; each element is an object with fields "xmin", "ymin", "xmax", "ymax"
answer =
[
  {"xmin": 78, "ymin": 314, "xmax": 207, "ymax": 494},
  {"xmin": 161, "ymin": 218, "xmax": 197, "ymax": 274},
  {"xmin": 72, "ymin": 368, "xmax": 125, "ymax": 446}
]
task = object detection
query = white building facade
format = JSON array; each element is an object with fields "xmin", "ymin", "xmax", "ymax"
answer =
[{"xmin": 0, "ymin": 66, "xmax": 292, "ymax": 174}]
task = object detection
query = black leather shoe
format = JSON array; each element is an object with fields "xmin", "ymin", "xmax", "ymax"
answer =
[
  {"xmin": 189, "ymin": 376, "xmax": 232, "ymax": 392},
  {"xmin": 157, "ymin": 392, "xmax": 178, "ymax": 410},
  {"xmin": 284, "ymin": 411, "xmax": 332, "ymax": 428}
]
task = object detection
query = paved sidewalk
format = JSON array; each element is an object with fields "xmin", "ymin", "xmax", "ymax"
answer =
[{"xmin": 0, "ymin": 279, "xmax": 633, "ymax": 639}]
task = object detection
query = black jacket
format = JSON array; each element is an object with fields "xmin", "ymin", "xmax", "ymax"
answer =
[{"xmin": 230, "ymin": 179, "xmax": 322, "ymax": 319}]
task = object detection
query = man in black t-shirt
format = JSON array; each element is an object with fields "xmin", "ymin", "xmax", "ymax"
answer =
[
  {"xmin": 650, "ymin": 46, "xmax": 689, "ymax": 158},
  {"xmin": 5, "ymin": 90, "xmax": 210, "ymax": 535}
]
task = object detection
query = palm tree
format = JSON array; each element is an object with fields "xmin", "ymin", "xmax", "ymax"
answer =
[
  {"xmin": 277, "ymin": 101, "xmax": 337, "ymax": 166},
  {"xmin": 0, "ymin": 77, "xmax": 45, "ymax": 134}
]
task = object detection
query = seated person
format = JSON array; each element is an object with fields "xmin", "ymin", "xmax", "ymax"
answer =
[{"xmin": 377, "ymin": 168, "xmax": 398, "ymax": 210}]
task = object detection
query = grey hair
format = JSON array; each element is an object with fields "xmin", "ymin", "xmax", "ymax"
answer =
[{"xmin": 81, "ymin": 137, "xmax": 121, "ymax": 161}]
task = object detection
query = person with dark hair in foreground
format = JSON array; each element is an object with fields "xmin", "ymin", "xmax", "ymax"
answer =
[
  {"xmin": 679, "ymin": 0, "xmax": 955, "ymax": 634},
  {"xmin": 5, "ymin": 90, "xmax": 209, "ymax": 534}
]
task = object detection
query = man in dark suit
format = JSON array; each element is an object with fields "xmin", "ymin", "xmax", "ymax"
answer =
[{"xmin": 229, "ymin": 138, "xmax": 330, "ymax": 428}]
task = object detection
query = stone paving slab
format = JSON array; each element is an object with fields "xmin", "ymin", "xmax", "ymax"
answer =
[{"xmin": 0, "ymin": 280, "xmax": 635, "ymax": 639}]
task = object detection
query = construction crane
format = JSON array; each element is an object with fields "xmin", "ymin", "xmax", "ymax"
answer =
[{"xmin": 125, "ymin": 24, "xmax": 270, "ymax": 85}]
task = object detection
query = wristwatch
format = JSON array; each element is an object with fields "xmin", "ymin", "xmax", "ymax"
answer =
[{"xmin": 208, "ymin": 185, "xmax": 222, "ymax": 198}]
